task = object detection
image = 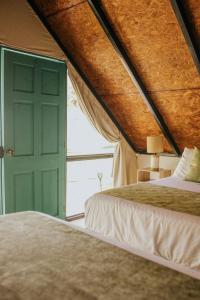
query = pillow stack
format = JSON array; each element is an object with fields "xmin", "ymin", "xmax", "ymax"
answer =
[
  {"xmin": 173, "ymin": 147, "xmax": 200, "ymax": 183},
  {"xmin": 185, "ymin": 147, "xmax": 200, "ymax": 183}
]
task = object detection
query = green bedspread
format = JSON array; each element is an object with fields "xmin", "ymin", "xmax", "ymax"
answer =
[
  {"xmin": 0, "ymin": 211, "xmax": 200, "ymax": 300},
  {"xmin": 102, "ymin": 183, "xmax": 200, "ymax": 216}
]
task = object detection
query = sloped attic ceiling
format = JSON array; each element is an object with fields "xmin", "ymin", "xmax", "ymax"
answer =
[{"xmin": 32, "ymin": 0, "xmax": 200, "ymax": 154}]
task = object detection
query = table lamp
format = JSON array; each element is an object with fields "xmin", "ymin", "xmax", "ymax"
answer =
[{"xmin": 147, "ymin": 136, "xmax": 163, "ymax": 170}]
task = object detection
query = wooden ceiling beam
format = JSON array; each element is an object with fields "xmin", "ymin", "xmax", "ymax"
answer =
[
  {"xmin": 170, "ymin": 0, "xmax": 200, "ymax": 74},
  {"xmin": 88, "ymin": 0, "xmax": 181, "ymax": 156},
  {"xmin": 28, "ymin": 0, "xmax": 140, "ymax": 153}
]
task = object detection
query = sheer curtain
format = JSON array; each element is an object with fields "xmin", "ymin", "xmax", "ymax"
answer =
[{"xmin": 68, "ymin": 63, "xmax": 137, "ymax": 187}]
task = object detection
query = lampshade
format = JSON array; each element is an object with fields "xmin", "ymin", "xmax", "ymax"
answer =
[{"xmin": 147, "ymin": 136, "xmax": 163, "ymax": 154}]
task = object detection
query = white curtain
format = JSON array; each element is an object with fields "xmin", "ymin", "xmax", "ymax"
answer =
[{"xmin": 68, "ymin": 63, "xmax": 137, "ymax": 187}]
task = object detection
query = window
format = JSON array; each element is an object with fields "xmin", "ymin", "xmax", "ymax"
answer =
[{"xmin": 66, "ymin": 74, "xmax": 115, "ymax": 217}]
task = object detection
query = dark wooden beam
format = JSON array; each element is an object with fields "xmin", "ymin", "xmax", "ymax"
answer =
[
  {"xmin": 27, "ymin": 0, "xmax": 140, "ymax": 153},
  {"xmin": 170, "ymin": 0, "xmax": 200, "ymax": 74},
  {"xmin": 88, "ymin": 0, "xmax": 181, "ymax": 156}
]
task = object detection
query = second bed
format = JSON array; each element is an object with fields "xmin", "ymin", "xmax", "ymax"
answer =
[{"xmin": 85, "ymin": 177, "xmax": 200, "ymax": 271}]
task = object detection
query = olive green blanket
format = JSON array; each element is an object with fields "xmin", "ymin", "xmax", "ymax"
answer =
[
  {"xmin": 102, "ymin": 183, "xmax": 200, "ymax": 216},
  {"xmin": 0, "ymin": 211, "xmax": 200, "ymax": 300}
]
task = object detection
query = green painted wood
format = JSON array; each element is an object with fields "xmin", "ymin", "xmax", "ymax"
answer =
[
  {"xmin": 3, "ymin": 49, "xmax": 66, "ymax": 218},
  {"xmin": 0, "ymin": 48, "xmax": 3, "ymax": 215}
]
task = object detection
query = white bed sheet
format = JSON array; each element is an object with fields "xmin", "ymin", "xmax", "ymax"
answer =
[
  {"xmin": 85, "ymin": 177, "xmax": 200, "ymax": 271},
  {"xmin": 151, "ymin": 176, "xmax": 200, "ymax": 193}
]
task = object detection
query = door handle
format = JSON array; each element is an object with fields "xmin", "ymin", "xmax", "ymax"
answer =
[
  {"xmin": 6, "ymin": 148, "xmax": 15, "ymax": 157},
  {"xmin": 0, "ymin": 146, "xmax": 4, "ymax": 158}
]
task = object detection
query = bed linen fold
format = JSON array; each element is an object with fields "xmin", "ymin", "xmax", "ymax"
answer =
[{"xmin": 101, "ymin": 183, "xmax": 200, "ymax": 216}]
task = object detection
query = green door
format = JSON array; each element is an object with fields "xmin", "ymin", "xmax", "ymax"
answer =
[{"xmin": 1, "ymin": 48, "xmax": 66, "ymax": 218}]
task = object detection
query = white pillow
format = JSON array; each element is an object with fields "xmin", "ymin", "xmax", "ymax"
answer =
[{"xmin": 173, "ymin": 148, "xmax": 194, "ymax": 179}]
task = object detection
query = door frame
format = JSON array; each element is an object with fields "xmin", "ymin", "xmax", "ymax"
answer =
[
  {"xmin": 0, "ymin": 46, "xmax": 67, "ymax": 216},
  {"xmin": 0, "ymin": 48, "xmax": 3, "ymax": 214}
]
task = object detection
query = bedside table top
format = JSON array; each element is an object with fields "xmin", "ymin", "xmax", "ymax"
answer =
[{"xmin": 137, "ymin": 168, "xmax": 171, "ymax": 184}]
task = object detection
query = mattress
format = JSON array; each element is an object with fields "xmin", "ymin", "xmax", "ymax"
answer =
[
  {"xmin": 0, "ymin": 211, "xmax": 200, "ymax": 300},
  {"xmin": 85, "ymin": 177, "xmax": 200, "ymax": 271}
]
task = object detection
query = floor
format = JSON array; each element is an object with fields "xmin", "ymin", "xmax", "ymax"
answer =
[{"xmin": 69, "ymin": 217, "xmax": 85, "ymax": 228}]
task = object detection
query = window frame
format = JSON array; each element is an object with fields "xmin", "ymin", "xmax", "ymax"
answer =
[{"xmin": 66, "ymin": 153, "xmax": 113, "ymax": 162}]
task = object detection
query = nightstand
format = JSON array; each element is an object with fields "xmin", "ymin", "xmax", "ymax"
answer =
[{"xmin": 137, "ymin": 168, "xmax": 171, "ymax": 183}]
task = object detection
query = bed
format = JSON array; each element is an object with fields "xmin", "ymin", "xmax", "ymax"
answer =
[
  {"xmin": 0, "ymin": 211, "xmax": 200, "ymax": 300},
  {"xmin": 85, "ymin": 177, "xmax": 200, "ymax": 271}
]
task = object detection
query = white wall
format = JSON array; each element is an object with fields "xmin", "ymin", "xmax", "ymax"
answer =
[
  {"xmin": 0, "ymin": 0, "xmax": 65, "ymax": 60},
  {"xmin": 137, "ymin": 154, "xmax": 180, "ymax": 175}
]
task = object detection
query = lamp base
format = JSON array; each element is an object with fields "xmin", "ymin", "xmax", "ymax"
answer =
[{"xmin": 150, "ymin": 154, "xmax": 159, "ymax": 171}]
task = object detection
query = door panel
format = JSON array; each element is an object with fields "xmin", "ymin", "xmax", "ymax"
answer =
[
  {"xmin": 41, "ymin": 68, "xmax": 60, "ymax": 96},
  {"xmin": 41, "ymin": 104, "xmax": 59, "ymax": 155},
  {"xmin": 13, "ymin": 63, "xmax": 34, "ymax": 93},
  {"xmin": 14, "ymin": 171, "xmax": 34, "ymax": 212},
  {"xmin": 14, "ymin": 103, "xmax": 34, "ymax": 156},
  {"xmin": 41, "ymin": 168, "xmax": 58, "ymax": 216},
  {"xmin": 3, "ymin": 49, "xmax": 66, "ymax": 218}
]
